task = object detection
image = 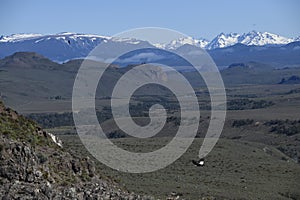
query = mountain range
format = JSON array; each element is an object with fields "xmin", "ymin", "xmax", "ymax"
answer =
[
  {"xmin": 1, "ymin": 31, "xmax": 297, "ymax": 50},
  {"xmin": 206, "ymin": 31, "xmax": 295, "ymax": 49},
  {"xmin": 0, "ymin": 31, "xmax": 300, "ymax": 67}
]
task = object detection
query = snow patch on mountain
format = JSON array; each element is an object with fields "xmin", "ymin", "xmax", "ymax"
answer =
[
  {"xmin": 206, "ymin": 31, "xmax": 294, "ymax": 49},
  {"xmin": 110, "ymin": 37, "xmax": 142, "ymax": 44},
  {"xmin": 294, "ymin": 36, "xmax": 300, "ymax": 41},
  {"xmin": 240, "ymin": 31, "xmax": 293, "ymax": 46},
  {"xmin": 0, "ymin": 32, "xmax": 111, "ymax": 43},
  {"xmin": 206, "ymin": 33, "xmax": 240, "ymax": 49},
  {"xmin": 0, "ymin": 33, "xmax": 43, "ymax": 42},
  {"xmin": 157, "ymin": 37, "xmax": 209, "ymax": 50}
]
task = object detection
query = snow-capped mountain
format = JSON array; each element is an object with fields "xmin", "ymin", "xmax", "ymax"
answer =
[
  {"xmin": 0, "ymin": 32, "xmax": 153, "ymax": 62},
  {"xmin": 155, "ymin": 37, "xmax": 209, "ymax": 50},
  {"xmin": 0, "ymin": 33, "xmax": 43, "ymax": 42},
  {"xmin": 154, "ymin": 31, "xmax": 295, "ymax": 50},
  {"xmin": 0, "ymin": 32, "xmax": 112, "ymax": 44},
  {"xmin": 239, "ymin": 31, "xmax": 293, "ymax": 46},
  {"xmin": 0, "ymin": 31, "xmax": 298, "ymax": 62},
  {"xmin": 294, "ymin": 36, "xmax": 300, "ymax": 41},
  {"xmin": 206, "ymin": 32, "xmax": 240, "ymax": 49},
  {"xmin": 206, "ymin": 31, "xmax": 293, "ymax": 49}
]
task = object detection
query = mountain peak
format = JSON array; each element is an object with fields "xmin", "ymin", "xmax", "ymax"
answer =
[
  {"xmin": 207, "ymin": 32, "xmax": 240, "ymax": 49},
  {"xmin": 206, "ymin": 30, "xmax": 294, "ymax": 49},
  {"xmin": 240, "ymin": 31, "xmax": 293, "ymax": 46},
  {"xmin": 160, "ymin": 37, "xmax": 209, "ymax": 50},
  {"xmin": 57, "ymin": 31, "xmax": 77, "ymax": 35}
]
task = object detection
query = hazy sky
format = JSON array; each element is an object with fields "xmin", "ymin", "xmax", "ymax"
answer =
[{"xmin": 1, "ymin": 0, "xmax": 299, "ymax": 40}]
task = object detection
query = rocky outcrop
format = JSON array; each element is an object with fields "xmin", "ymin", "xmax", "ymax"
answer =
[{"xmin": 0, "ymin": 101, "xmax": 153, "ymax": 200}]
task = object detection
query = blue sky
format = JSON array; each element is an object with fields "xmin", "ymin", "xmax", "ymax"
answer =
[{"xmin": 1, "ymin": 0, "xmax": 299, "ymax": 40}]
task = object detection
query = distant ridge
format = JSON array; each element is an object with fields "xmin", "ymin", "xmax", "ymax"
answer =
[
  {"xmin": 1, "ymin": 30, "xmax": 298, "ymax": 50},
  {"xmin": 0, "ymin": 31, "xmax": 299, "ymax": 65}
]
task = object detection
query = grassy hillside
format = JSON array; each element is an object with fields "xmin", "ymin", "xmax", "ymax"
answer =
[{"xmin": 61, "ymin": 135, "xmax": 300, "ymax": 199}]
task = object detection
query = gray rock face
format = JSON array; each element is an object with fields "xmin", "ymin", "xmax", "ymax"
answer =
[{"xmin": 0, "ymin": 101, "xmax": 154, "ymax": 199}]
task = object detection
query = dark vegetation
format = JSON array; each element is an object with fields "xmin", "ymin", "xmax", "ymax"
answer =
[
  {"xmin": 227, "ymin": 99, "xmax": 274, "ymax": 110},
  {"xmin": 231, "ymin": 118, "xmax": 300, "ymax": 136},
  {"xmin": 228, "ymin": 62, "xmax": 249, "ymax": 68},
  {"xmin": 129, "ymin": 101, "xmax": 179, "ymax": 117},
  {"xmin": 286, "ymin": 88, "xmax": 300, "ymax": 94},
  {"xmin": 279, "ymin": 75, "xmax": 300, "ymax": 84},
  {"xmin": 232, "ymin": 119, "xmax": 254, "ymax": 127},
  {"xmin": 264, "ymin": 119, "xmax": 300, "ymax": 136},
  {"xmin": 26, "ymin": 107, "xmax": 112, "ymax": 129},
  {"xmin": 107, "ymin": 130, "xmax": 126, "ymax": 139},
  {"xmin": 27, "ymin": 112, "xmax": 74, "ymax": 128},
  {"xmin": 27, "ymin": 98, "xmax": 275, "ymax": 129}
]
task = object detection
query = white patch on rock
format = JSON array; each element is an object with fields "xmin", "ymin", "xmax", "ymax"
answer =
[{"xmin": 47, "ymin": 132, "xmax": 63, "ymax": 147}]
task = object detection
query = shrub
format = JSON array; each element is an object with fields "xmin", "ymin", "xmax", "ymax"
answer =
[
  {"xmin": 107, "ymin": 131, "xmax": 126, "ymax": 139},
  {"xmin": 232, "ymin": 119, "xmax": 254, "ymax": 127},
  {"xmin": 265, "ymin": 119, "xmax": 300, "ymax": 136},
  {"xmin": 37, "ymin": 153, "xmax": 48, "ymax": 164},
  {"xmin": 227, "ymin": 99, "xmax": 274, "ymax": 110}
]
